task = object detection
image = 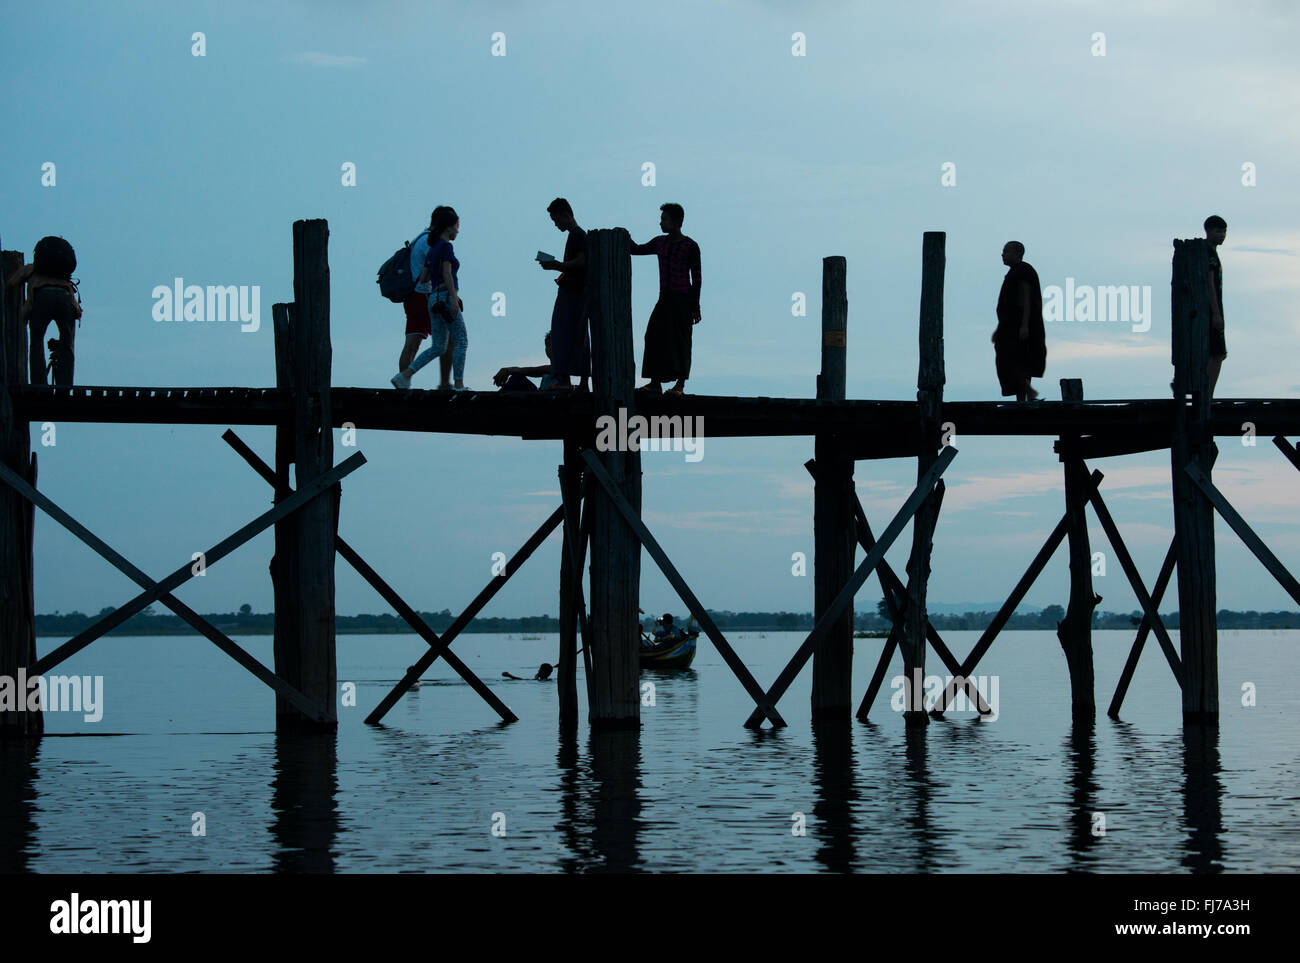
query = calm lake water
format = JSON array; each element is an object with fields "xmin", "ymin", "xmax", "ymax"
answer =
[{"xmin": 4, "ymin": 629, "xmax": 1298, "ymax": 873}]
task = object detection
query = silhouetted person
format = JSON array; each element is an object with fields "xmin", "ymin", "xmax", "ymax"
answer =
[
  {"xmin": 393, "ymin": 206, "xmax": 467, "ymax": 390},
  {"xmin": 8, "ymin": 236, "xmax": 81, "ymax": 385},
  {"xmin": 538, "ymin": 198, "xmax": 590, "ymax": 391},
  {"xmin": 492, "ymin": 332, "xmax": 560, "ymax": 391},
  {"xmin": 396, "ymin": 208, "xmax": 453, "ymax": 389},
  {"xmin": 630, "ymin": 203, "xmax": 701, "ymax": 395},
  {"xmin": 992, "ymin": 241, "xmax": 1046, "ymax": 401},
  {"xmin": 1205, "ymin": 215, "xmax": 1228, "ymax": 395}
]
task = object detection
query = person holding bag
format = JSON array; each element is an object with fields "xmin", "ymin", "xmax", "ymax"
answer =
[{"xmin": 392, "ymin": 206, "xmax": 468, "ymax": 390}]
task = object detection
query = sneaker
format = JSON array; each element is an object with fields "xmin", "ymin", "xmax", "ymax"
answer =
[{"xmin": 391, "ymin": 372, "xmax": 411, "ymax": 389}]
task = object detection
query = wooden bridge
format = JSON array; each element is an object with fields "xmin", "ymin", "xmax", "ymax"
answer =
[{"xmin": 3, "ymin": 221, "xmax": 1297, "ymax": 740}]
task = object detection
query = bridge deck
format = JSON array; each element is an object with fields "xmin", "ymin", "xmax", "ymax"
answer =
[{"xmin": 10, "ymin": 385, "xmax": 1299, "ymax": 449}]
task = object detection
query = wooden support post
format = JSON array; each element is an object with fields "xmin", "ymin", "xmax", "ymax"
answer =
[
  {"xmin": 812, "ymin": 255, "xmax": 854, "ymax": 720},
  {"xmin": 585, "ymin": 229, "xmax": 641, "ymax": 729},
  {"xmin": 272, "ymin": 219, "xmax": 339, "ymax": 732},
  {"xmin": 0, "ymin": 248, "xmax": 40, "ymax": 737},
  {"xmin": 1057, "ymin": 379, "xmax": 1098, "ymax": 722},
  {"xmin": 581, "ymin": 449, "xmax": 787, "ymax": 728},
  {"xmin": 902, "ymin": 232, "xmax": 945, "ymax": 727},
  {"xmin": 1170, "ymin": 238, "xmax": 1218, "ymax": 722},
  {"xmin": 270, "ymin": 301, "xmax": 301, "ymax": 725},
  {"xmin": 557, "ymin": 436, "xmax": 582, "ymax": 730}
]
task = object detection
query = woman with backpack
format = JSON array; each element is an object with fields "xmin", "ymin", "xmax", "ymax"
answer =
[
  {"xmin": 395, "ymin": 208, "xmax": 453, "ymax": 389},
  {"xmin": 391, "ymin": 207, "xmax": 468, "ymax": 390},
  {"xmin": 6, "ymin": 236, "xmax": 82, "ymax": 386}
]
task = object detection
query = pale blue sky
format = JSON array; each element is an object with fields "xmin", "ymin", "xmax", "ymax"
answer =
[{"xmin": 3, "ymin": 0, "xmax": 1298, "ymax": 619}]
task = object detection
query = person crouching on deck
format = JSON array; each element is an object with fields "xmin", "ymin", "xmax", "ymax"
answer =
[{"xmin": 629, "ymin": 203, "xmax": 701, "ymax": 396}]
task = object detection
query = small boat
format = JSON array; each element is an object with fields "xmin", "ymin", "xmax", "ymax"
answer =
[{"xmin": 639, "ymin": 629, "xmax": 698, "ymax": 669}]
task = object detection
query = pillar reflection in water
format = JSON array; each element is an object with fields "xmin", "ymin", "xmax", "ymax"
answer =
[
  {"xmin": 1181, "ymin": 724, "xmax": 1225, "ymax": 873},
  {"xmin": 903, "ymin": 727, "xmax": 936, "ymax": 873},
  {"xmin": 811, "ymin": 720, "xmax": 858, "ymax": 872},
  {"xmin": 270, "ymin": 732, "xmax": 340, "ymax": 874},
  {"xmin": 555, "ymin": 727, "xmax": 643, "ymax": 872},
  {"xmin": 0, "ymin": 738, "xmax": 40, "ymax": 872},
  {"xmin": 1065, "ymin": 723, "xmax": 1100, "ymax": 869}
]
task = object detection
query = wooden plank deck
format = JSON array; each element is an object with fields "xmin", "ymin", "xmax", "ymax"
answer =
[{"xmin": 11, "ymin": 385, "xmax": 1300, "ymax": 446}]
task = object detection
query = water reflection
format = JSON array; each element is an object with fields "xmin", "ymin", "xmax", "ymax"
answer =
[
  {"xmin": 1181, "ymin": 724, "xmax": 1225, "ymax": 873},
  {"xmin": 1065, "ymin": 723, "xmax": 1100, "ymax": 870},
  {"xmin": 0, "ymin": 739, "xmax": 40, "ymax": 872},
  {"xmin": 270, "ymin": 732, "xmax": 340, "ymax": 873},
  {"xmin": 555, "ymin": 727, "xmax": 643, "ymax": 872},
  {"xmin": 902, "ymin": 728, "xmax": 936, "ymax": 872},
  {"xmin": 811, "ymin": 720, "xmax": 857, "ymax": 872}
]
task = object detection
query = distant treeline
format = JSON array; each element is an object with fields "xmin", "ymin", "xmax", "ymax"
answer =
[{"xmin": 33, "ymin": 604, "xmax": 1300, "ymax": 636}]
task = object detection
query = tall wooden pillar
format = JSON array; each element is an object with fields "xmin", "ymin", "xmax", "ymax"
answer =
[
  {"xmin": 271, "ymin": 220, "xmax": 338, "ymax": 731},
  {"xmin": 0, "ymin": 249, "xmax": 41, "ymax": 737},
  {"xmin": 903, "ymin": 232, "xmax": 946, "ymax": 727},
  {"xmin": 1057, "ymin": 378, "xmax": 1097, "ymax": 721},
  {"xmin": 812, "ymin": 256, "xmax": 854, "ymax": 720},
  {"xmin": 557, "ymin": 436, "xmax": 582, "ymax": 730},
  {"xmin": 585, "ymin": 229, "xmax": 641, "ymax": 728},
  {"xmin": 1170, "ymin": 238, "xmax": 1218, "ymax": 721}
]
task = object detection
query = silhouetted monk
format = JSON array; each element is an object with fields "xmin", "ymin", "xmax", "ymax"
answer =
[
  {"xmin": 537, "ymin": 198, "xmax": 590, "ymax": 391},
  {"xmin": 629, "ymin": 203, "xmax": 701, "ymax": 396},
  {"xmin": 1204, "ymin": 214, "xmax": 1228, "ymax": 395},
  {"xmin": 992, "ymin": 241, "xmax": 1046, "ymax": 401}
]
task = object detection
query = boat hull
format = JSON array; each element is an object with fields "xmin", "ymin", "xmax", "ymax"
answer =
[{"xmin": 639, "ymin": 632, "xmax": 697, "ymax": 669}]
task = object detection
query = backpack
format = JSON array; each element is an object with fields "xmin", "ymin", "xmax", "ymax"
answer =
[
  {"xmin": 33, "ymin": 236, "xmax": 76, "ymax": 279},
  {"xmin": 376, "ymin": 230, "xmax": 428, "ymax": 302}
]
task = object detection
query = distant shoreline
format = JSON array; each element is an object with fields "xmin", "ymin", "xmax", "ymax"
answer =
[{"xmin": 34, "ymin": 607, "xmax": 1300, "ymax": 637}]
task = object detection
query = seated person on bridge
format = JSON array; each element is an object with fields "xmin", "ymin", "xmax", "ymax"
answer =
[{"xmin": 492, "ymin": 332, "xmax": 561, "ymax": 391}]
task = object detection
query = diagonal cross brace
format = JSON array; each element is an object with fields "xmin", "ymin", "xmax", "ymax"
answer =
[
  {"xmin": 1108, "ymin": 537, "xmax": 1178, "ymax": 718},
  {"xmin": 365, "ymin": 503, "xmax": 565, "ymax": 725},
  {"xmin": 1084, "ymin": 473, "xmax": 1184, "ymax": 686},
  {"xmin": 1186, "ymin": 461, "xmax": 1300, "ymax": 605},
  {"xmin": 22, "ymin": 452, "xmax": 366, "ymax": 677},
  {"xmin": 221, "ymin": 430, "xmax": 517, "ymax": 724},
  {"xmin": 1272, "ymin": 436, "xmax": 1300, "ymax": 474},
  {"xmin": 580, "ymin": 448, "xmax": 788, "ymax": 728},
  {"xmin": 0, "ymin": 459, "xmax": 333, "ymax": 723},
  {"xmin": 934, "ymin": 468, "xmax": 1103, "ymax": 713},
  {"xmin": 804, "ymin": 460, "xmax": 992, "ymax": 717},
  {"xmin": 743, "ymin": 445, "xmax": 959, "ymax": 728}
]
